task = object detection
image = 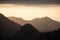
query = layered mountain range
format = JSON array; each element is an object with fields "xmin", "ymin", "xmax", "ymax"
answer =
[
  {"xmin": 8, "ymin": 16, "xmax": 60, "ymax": 32},
  {"xmin": 0, "ymin": 13, "xmax": 60, "ymax": 40}
]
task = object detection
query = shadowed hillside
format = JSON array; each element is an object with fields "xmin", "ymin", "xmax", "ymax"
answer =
[
  {"xmin": 35, "ymin": 29, "xmax": 60, "ymax": 40},
  {"xmin": 8, "ymin": 24, "xmax": 60, "ymax": 40},
  {"xmin": 0, "ymin": 13, "xmax": 21, "ymax": 39},
  {"xmin": 9, "ymin": 24, "xmax": 40, "ymax": 40}
]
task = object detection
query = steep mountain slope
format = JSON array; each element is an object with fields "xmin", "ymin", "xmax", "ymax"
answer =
[{"xmin": 0, "ymin": 14, "xmax": 21, "ymax": 39}]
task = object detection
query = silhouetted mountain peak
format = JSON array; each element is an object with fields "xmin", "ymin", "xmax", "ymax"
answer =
[
  {"xmin": 20, "ymin": 23, "xmax": 39, "ymax": 33},
  {"xmin": 0, "ymin": 13, "xmax": 5, "ymax": 19},
  {"xmin": 31, "ymin": 16, "xmax": 53, "ymax": 22},
  {"xmin": 0, "ymin": 13, "xmax": 8, "ymax": 22},
  {"xmin": 0, "ymin": 13, "xmax": 3, "ymax": 16},
  {"xmin": 10, "ymin": 24, "xmax": 40, "ymax": 40},
  {"xmin": 23, "ymin": 23, "xmax": 33, "ymax": 27},
  {"xmin": 21, "ymin": 23, "xmax": 34, "ymax": 31},
  {"xmin": 41, "ymin": 16, "xmax": 52, "ymax": 20},
  {"xmin": 42, "ymin": 16, "xmax": 50, "ymax": 19},
  {"xmin": 0, "ymin": 13, "xmax": 21, "ymax": 39}
]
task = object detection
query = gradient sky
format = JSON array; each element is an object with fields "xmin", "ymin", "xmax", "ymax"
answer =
[{"xmin": 0, "ymin": 4, "xmax": 60, "ymax": 22}]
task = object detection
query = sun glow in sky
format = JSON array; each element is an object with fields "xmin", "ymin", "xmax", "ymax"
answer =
[{"xmin": 0, "ymin": 4, "xmax": 60, "ymax": 21}]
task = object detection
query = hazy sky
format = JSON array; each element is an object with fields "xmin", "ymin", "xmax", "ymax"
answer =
[{"xmin": 0, "ymin": 4, "xmax": 60, "ymax": 21}]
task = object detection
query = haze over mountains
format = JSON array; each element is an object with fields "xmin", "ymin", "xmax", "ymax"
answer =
[{"xmin": 8, "ymin": 16, "xmax": 60, "ymax": 32}]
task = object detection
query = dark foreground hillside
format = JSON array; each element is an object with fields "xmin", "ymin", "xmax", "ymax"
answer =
[
  {"xmin": 8, "ymin": 24, "xmax": 40, "ymax": 40},
  {"xmin": 0, "ymin": 14, "xmax": 21, "ymax": 40},
  {"xmin": 9, "ymin": 24, "xmax": 60, "ymax": 40}
]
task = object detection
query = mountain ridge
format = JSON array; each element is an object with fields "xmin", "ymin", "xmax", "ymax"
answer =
[
  {"xmin": 8, "ymin": 16, "xmax": 27, "ymax": 25},
  {"xmin": 0, "ymin": 14, "xmax": 21, "ymax": 39},
  {"xmin": 8, "ymin": 16, "xmax": 60, "ymax": 32}
]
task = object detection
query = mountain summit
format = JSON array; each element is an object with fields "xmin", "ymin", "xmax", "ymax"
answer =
[{"xmin": 29, "ymin": 17, "xmax": 60, "ymax": 32}]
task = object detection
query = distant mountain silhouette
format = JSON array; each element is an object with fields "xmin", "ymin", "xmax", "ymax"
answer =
[
  {"xmin": 8, "ymin": 16, "xmax": 60, "ymax": 32},
  {"xmin": 10, "ymin": 24, "xmax": 40, "ymax": 40},
  {"xmin": 28, "ymin": 17, "xmax": 60, "ymax": 32},
  {"xmin": 8, "ymin": 17, "xmax": 26, "ymax": 25},
  {"xmin": 0, "ymin": 14, "xmax": 21, "ymax": 39}
]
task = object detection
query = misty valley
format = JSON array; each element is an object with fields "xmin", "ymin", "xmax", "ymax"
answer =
[{"xmin": 0, "ymin": 13, "xmax": 60, "ymax": 40}]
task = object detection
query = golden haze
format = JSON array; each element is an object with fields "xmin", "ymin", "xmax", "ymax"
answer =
[{"xmin": 0, "ymin": 4, "xmax": 60, "ymax": 21}]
